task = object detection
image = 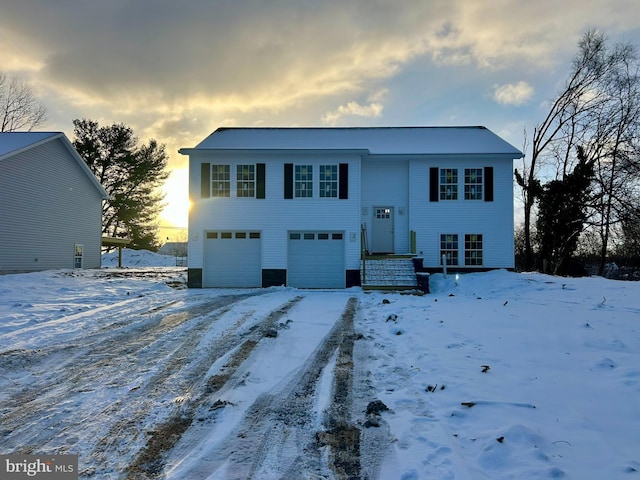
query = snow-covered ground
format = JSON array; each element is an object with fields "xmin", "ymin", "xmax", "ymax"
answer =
[{"xmin": 0, "ymin": 251, "xmax": 639, "ymax": 479}]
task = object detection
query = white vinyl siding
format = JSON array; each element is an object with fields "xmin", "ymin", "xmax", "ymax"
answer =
[
  {"xmin": 0, "ymin": 139, "xmax": 104, "ymax": 272},
  {"xmin": 360, "ymin": 159, "xmax": 410, "ymax": 254},
  {"xmin": 188, "ymin": 152, "xmax": 361, "ymax": 276},
  {"xmin": 409, "ymin": 156, "xmax": 514, "ymax": 269}
]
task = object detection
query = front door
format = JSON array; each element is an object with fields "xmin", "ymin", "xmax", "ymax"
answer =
[{"xmin": 372, "ymin": 207, "xmax": 394, "ymax": 253}]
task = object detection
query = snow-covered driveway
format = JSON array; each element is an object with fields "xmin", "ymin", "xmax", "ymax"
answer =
[
  {"xmin": 2, "ymin": 266, "xmax": 640, "ymax": 479},
  {"xmin": 0, "ymin": 269, "xmax": 372, "ymax": 479}
]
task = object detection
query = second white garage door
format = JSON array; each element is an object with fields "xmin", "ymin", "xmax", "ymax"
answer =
[
  {"xmin": 287, "ymin": 231, "xmax": 345, "ymax": 288},
  {"xmin": 203, "ymin": 231, "xmax": 261, "ymax": 287}
]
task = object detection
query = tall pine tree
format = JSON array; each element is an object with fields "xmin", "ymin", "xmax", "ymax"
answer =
[{"xmin": 72, "ymin": 119, "xmax": 169, "ymax": 251}]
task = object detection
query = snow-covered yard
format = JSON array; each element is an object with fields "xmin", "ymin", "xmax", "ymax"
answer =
[{"xmin": 1, "ymin": 251, "xmax": 639, "ymax": 479}]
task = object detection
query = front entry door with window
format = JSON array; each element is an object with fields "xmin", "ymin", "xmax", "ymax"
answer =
[{"xmin": 372, "ymin": 207, "xmax": 394, "ymax": 253}]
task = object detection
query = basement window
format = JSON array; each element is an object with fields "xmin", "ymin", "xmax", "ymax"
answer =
[
  {"xmin": 440, "ymin": 234, "xmax": 459, "ymax": 265},
  {"xmin": 465, "ymin": 234, "xmax": 483, "ymax": 265},
  {"xmin": 74, "ymin": 244, "xmax": 83, "ymax": 269}
]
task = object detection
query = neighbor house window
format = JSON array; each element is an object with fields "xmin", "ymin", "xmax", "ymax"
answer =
[
  {"xmin": 212, "ymin": 164, "xmax": 230, "ymax": 197},
  {"xmin": 440, "ymin": 234, "xmax": 458, "ymax": 265},
  {"xmin": 237, "ymin": 164, "xmax": 255, "ymax": 197},
  {"xmin": 320, "ymin": 165, "xmax": 338, "ymax": 198},
  {"xmin": 464, "ymin": 168, "xmax": 483, "ymax": 200},
  {"xmin": 295, "ymin": 165, "xmax": 313, "ymax": 198},
  {"xmin": 74, "ymin": 244, "xmax": 83, "ymax": 269},
  {"xmin": 440, "ymin": 169, "xmax": 458, "ymax": 200},
  {"xmin": 465, "ymin": 234, "xmax": 483, "ymax": 265}
]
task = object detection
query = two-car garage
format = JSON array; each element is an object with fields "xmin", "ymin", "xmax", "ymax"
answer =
[{"xmin": 202, "ymin": 230, "xmax": 345, "ymax": 288}]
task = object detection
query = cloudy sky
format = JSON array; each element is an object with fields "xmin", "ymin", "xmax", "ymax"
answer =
[{"xmin": 2, "ymin": 0, "xmax": 639, "ymax": 229}]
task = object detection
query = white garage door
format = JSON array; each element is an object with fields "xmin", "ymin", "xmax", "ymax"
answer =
[
  {"xmin": 288, "ymin": 231, "xmax": 345, "ymax": 288},
  {"xmin": 203, "ymin": 231, "xmax": 261, "ymax": 287}
]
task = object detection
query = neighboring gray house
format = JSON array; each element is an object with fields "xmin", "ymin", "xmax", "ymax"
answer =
[
  {"xmin": 0, "ymin": 132, "xmax": 109, "ymax": 273},
  {"xmin": 180, "ymin": 127, "xmax": 522, "ymax": 288}
]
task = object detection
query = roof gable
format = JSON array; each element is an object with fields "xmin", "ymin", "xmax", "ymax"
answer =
[
  {"xmin": 0, "ymin": 131, "xmax": 109, "ymax": 198},
  {"xmin": 183, "ymin": 126, "xmax": 522, "ymax": 157},
  {"xmin": 0, "ymin": 132, "xmax": 60, "ymax": 158}
]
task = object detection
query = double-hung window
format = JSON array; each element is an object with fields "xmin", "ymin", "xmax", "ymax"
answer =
[
  {"xmin": 237, "ymin": 164, "xmax": 255, "ymax": 197},
  {"xmin": 295, "ymin": 165, "xmax": 313, "ymax": 198},
  {"xmin": 212, "ymin": 164, "xmax": 230, "ymax": 197},
  {"xmin": 465, "ymin": 234, "xmax": 483, "ymax": 265},
  {"xmin": 464, "ymin": 168, "xmax": 483, "ymax": 200},
  {"xmin": 440, "ymin": 234, "xmax": 459, "ymax": 265},
  {"xmin": 320, "ymin": 165, "xmax": 338, "ymax": 198},
  {"xmin": 440, "ymin": 169, "xmax": 458, "ymax": 200}
]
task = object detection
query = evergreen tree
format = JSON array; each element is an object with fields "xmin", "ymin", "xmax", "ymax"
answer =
[
  {"xmin": 72, "ymin": 119, "xmax": 169, "ymax": 251},
  {"xmin": 536, "ymin": 146, "xmax": 595, "ymax": 274}
]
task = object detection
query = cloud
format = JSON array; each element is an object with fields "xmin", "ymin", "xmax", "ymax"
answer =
[
  {"xmin": 493, "ymin": 81, "xmax": 534, "ymax": 106},
  {"xmin": 322, "ymin": 101, "xmax": 384, "ymax": 125}
]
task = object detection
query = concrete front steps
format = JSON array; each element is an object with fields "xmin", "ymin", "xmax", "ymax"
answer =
[{"xmin": 361, "ymin": 256, "xmax": 423, "ymax": 291}]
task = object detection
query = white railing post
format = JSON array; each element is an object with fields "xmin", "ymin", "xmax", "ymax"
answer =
[{"xmin": 442, "ymin": 254, "xmax": 447, "ymax": 278}]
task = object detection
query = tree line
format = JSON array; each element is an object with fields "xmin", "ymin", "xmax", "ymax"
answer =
[
  {"xmin": 516, "ymin": 29, "xmax": 640, "ymax": 276},
  {"xmin": 1, "ymin": 29, "xmax": 639, "ymax": 267}
]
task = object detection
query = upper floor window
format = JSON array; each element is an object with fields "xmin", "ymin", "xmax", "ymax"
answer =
[
  {"xmin": 212, "ymin": 164, "xmax": 230, "ymax": 197},
  {"xmin": 237, "ymin": 164, "xmax": 255, "ymax": 197},
  {"xmin": 440, "ymin": 234, "xmax": 459, "ymax": 265},
  {"xmin": 440, "ymin": 169, "xmax": 458, "ymax": 200},
  {"xmin": 320, "ymin": 165, "xmax": 338, "ymax": 198},
  {"xmin": 295, "ymin": 165, "xmax": 313, "ymax": 198},
  {"xmin": 464, "ymin": 168, "xmax": 483, "ymax": 200}
]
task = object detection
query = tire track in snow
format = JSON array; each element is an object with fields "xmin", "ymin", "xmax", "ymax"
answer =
[
  {"xmin": 0, "ymin": 292, "xmax": 262, "ymax": 466},
  {"xmin": 125, "ymin": 295, "xmax": 304, "ymax": 479},
  {"xmin": 177, "ymin": 297, "xmax": 359, "ymax": 480}
]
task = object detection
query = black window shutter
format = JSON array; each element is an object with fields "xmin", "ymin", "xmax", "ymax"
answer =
[
  {"xmin": 339, "ymin": 163, "xmax": 349, "ymax": 199},
  {"xmin": 256, "ymin": 163, "xmax": 266, "ymax": 199},
  {"xmin": 284, "ymin": 163, "xmax": 293, "ymax": 199},
  {"xmin": 484, "ymin": 166, "xmax": 494, "ymax": 202},
  {"xmin": 429, "ymin": 167, "xmax": 439, "ymax": 202},
  {"xmin": 201, "ymin": 163, "xmax": 211, "ymax": 198}
]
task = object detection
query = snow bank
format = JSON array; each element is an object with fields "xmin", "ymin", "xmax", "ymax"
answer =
[{"xmin": 101, "ymin": 248, "xmax": 178, "ymax": 267}]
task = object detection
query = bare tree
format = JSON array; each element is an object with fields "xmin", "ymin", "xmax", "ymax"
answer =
[
  {"xmin": 516, "ymin": 30, "xmax": 637, "ymax": 271},
  {"xmin": 0, "ymin": 73, "xmax": 47, "ymax": 132},
  {"xmin": 588, "ymin": 42, "xmax": 640, "ymax": 274}
]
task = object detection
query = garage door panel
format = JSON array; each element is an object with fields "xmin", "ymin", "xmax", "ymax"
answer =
[
  {"xmin": 288, "ymin": 231, "xmax": 344, "ymax": 288},
  {"xmin": 204, "ymin": 231, "xmax": 261, "ymax": 287}
]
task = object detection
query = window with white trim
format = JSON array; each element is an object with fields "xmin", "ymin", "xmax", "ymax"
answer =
[
  {"xmin": 440, "ymin": 168, "xmax": 458, "ymax": 200},
  {"xmin": 74, "ymin": 244, "xmax": 83, "ymax": 269},
  {"xmin": 440, "ymin": 234, "xmax": 458, "ymax": 265},
  {"xmin": 237, "ymin": 164, "xmax": 255, "ymax": 197},
  {"xmin": 320, "ymin": 165, "xmax": 338, "ymax": 198},
  {"xmin": 295, "ymin": 165, "xmax": 313, "ymax": 198},
  {"xmin": 465, "ymin": 234, "xmax": 483, "ymax": 265},
  {"xmin": 212, "ymin": 164, "xmax": 230, "ymax": 197},
  {"xmin": 464, "ymin": 168, "xmax": 483, "ymax": 200}
]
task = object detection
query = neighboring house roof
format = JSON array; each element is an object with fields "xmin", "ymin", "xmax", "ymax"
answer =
[
  {"xmin": 0, "ymin": 131, "xmax": 109, "ymax": 199},
  {"xmin": 181, "ymin": 126, "xmax": 523, "ymax": 157}
]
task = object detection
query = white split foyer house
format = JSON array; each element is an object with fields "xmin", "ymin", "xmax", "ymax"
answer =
[{"xmin": 180, "ymin": 127, "xmax": 523, "ymax": 289}]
